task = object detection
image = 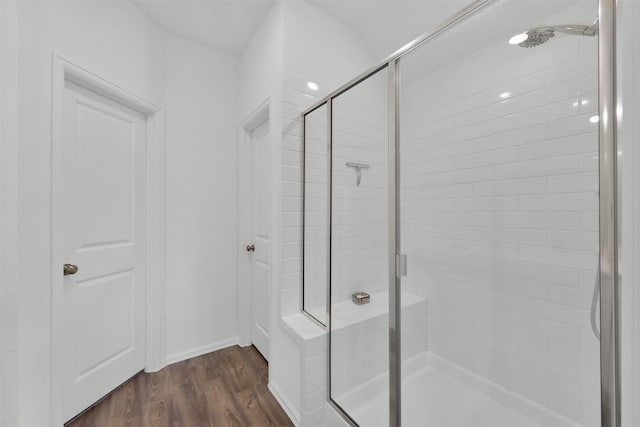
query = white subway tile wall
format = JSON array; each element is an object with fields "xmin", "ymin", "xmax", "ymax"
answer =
[
  {"xmin": 331, "ymin": 68, "xmax": 388, "ymax": 304},
  {"xmin": 400, "ymin": 24, "xmax": 600, "ymax": 426},
  {"xmin": 281, "ymin": 72, "xmax": 309, "ymax": 318},
  {"xmin": 281, "ymin": 72, "xmax": 333, "ymax": 426}
]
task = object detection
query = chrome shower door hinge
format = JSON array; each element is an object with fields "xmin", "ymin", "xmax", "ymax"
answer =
[{"xmin": 396, "ymin": 254, "xmax": 407, "ymax": 278}]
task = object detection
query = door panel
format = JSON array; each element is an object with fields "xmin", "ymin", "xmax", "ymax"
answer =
[
  {"xmin": 61, "ymin": 81, "xmax": 146, "ymax": 422},
  {"xmin": 76, "ymin": 102, "xmax": 134, "ymax": 247},
  {"xmin": 251, "ymin": 120, "xmax": 271, "ymax": 359}
]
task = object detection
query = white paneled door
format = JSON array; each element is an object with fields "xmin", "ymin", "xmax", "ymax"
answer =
[
  {"xmin": 59, "ymin": 80, "xmax": 146, "ymax": 422},
  {"xmin": 249, "ymin": 120, "xmax": 271, "ymax": 360}
]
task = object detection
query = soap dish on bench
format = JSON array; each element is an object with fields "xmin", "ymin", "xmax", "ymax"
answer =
[{"xmin": 352, "ymin": 291, "xmax": 370, "ymax": 305}]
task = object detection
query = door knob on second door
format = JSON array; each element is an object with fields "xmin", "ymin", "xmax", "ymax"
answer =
[
  {"xmin": 63, "ymin": 264, "xmax": 79, "ymax": 275},
  {"xmin": 246, "ymin": 244, "xmax": 255, "ymax": 252}
]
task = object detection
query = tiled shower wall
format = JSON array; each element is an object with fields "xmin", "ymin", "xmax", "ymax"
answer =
[
  {"xmin": 281, "ymin": 71, "xmax": 318, "ymax": 318},
  {"xmin": 290, "ymin": 71, "xmax": 389, "ymax": 321},
  {"xmin": 400, "ymin": 30, "xmax": 601, "ymax": 425},
  {"xmin": 331, "ymin": 71, "xmax": 388, "ymax": 304},
  {"xmin": 280, "ymin": 71, "xmax": 327, "ymax": 426}
]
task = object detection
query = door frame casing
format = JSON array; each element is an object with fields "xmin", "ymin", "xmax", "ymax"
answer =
[
  {"xmin": 50, "ymin": 54, "xmax": 165, "ymax": 425},
  {"xmin": 237, "ymin": 99, "xmax": 270, "ymax": 348}
]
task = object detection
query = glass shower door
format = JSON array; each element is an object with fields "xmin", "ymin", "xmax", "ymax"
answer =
[
  {"xmin": 398, "ymin": 1, "xmax": 601, "ymax": 426},
  {"xmin": 329, "ymin": 66, "xmax": 390, "ymax": 426},
  {"xmin": 303, "ymin": 103, "xmax": 329, "ymax": 325}
]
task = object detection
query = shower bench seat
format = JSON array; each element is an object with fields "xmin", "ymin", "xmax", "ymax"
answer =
[{"xmin": 279, "ymin": 291, "xmax": 426, "ymax": 427}]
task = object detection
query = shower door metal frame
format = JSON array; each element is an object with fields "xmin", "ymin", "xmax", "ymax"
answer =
[
  {"xmin": 388, "ymin": 58, "xmax": 401, "ymax": 427},
  {"xmin": 301, "ymin": 0, "xmax": 620, "ymax": 425},
  {"xmin": 598, "ymin": 1, "xmax": 620, "ymax": 426},
  {"xmin": 301, "ymin": 101, "xmax": 330, "ymax": 328}
]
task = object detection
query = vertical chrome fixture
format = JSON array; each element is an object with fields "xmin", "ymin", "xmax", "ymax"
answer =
[
  {"xmin": 388, "ymin": 58, "xmax": 401, "ymax": 427},
  {"xmin": 591, "ymin": 266, "xmax": 601, "ymax": 340},
  {"xmin": 326, "ymin": 97, "xmax": 333, "ymax": 402},
  {"xmin": 598, "ymin": 0, "xmax": 620, "ymax": 426},
  {"xmin": 301, "ymin": 108, "xmax": 306, "ymax": 317},
  {"xmin": 301, "ymin": 104, "xmax": 329, "ymax": 328},
  {"xmin": 325, "ymin": 99, "xmax": 359, "ymax": 427}
]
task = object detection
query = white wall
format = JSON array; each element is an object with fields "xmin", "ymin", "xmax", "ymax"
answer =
[
  {"xmin": 238, "ymin": 1, "xmax": 283, "ymax": 122},
  {"xmin": 163, "ymin": 34, "xmax": 240, "ymax": 362},
  {"xmin": 237, "ymin": 0, "xmax": 284, "ymax": 353},
  {"xmin": 282, "ymin": 0, "xmax": 375, "ymax": 91},
  {"xmin": 0, "ymin": 1, "xmax": 20, "ymax": 425},
  {"xmin": 13, "ymin": 1, "xmax": 240, "ymax": 424}
]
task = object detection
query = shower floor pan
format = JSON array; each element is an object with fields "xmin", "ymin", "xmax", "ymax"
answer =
[{"xmin": 336, "ymin": 352, "xmax": 583, "ymax": 427}]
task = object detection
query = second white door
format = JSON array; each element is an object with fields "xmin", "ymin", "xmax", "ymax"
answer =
[{"xmin": 249, "ymin": 120, "xmax": 271, "ymax": 360}]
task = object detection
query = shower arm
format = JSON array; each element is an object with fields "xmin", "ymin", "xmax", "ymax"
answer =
[{"xmin": 530, "ymin": 19, "xmax": 599, "ymax": 37}]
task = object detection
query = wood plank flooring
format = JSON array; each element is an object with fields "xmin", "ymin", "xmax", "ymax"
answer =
[{"xmin": 66, "ymin": 345, "xmax": 294, "ymax": 427}]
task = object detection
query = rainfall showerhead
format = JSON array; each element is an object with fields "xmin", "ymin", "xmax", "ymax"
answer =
[
  {"xmin": 519, "ymin": 30, "xmax": 555, "ymax": 48},
  {"xmin": 512, "ymin": 19, "xmax": 599, "ymax": 48}
]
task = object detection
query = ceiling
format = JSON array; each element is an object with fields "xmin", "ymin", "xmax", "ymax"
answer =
[
  {"xmin": 131, "ymin": 1, "xmax": 595, "ymax": 61},
  {"xmin": 131, "ymin": 0, "xmax": 276, "ymax": 55},
  {"xmin": 131, "ymin": 0, "xmax": 474, "ymax": 58},
  {"xmin": 305, "ymin": 0, "xmax": 472, "ymax": 60}
]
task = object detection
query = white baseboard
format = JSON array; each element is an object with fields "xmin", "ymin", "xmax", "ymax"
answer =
[
  {"xmin": 268, "ymin": 382, "xmax": 300, "ymax": 427},
  {"xmin": 163, "ymin": 337, "xmax": 239, "ymax": 367},
  {"xmin": 238, "ymin": 339, "xmax": 252, "ymax": 347}
]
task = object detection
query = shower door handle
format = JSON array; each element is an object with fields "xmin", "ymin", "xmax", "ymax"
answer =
[{"xmin": 396, "ymin": 254, "xmax": 407, "ymax": 278}]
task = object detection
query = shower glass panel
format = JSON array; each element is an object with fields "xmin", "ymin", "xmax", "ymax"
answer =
[
  {"xmin": 399, "ymin": 1, "xmax": 601, "ymax": 426},
  {"xmin": 329, "ymin": 67, "xmax": 389, "ymax": 424},
  {"xmin": 303, "ymin": 104, "xmax": 328, "ymax": 325}
]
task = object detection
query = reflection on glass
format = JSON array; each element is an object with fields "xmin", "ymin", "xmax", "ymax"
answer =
[{"xmin": 303, "ymin": 104, "xmax": 328, "ymax": 325}]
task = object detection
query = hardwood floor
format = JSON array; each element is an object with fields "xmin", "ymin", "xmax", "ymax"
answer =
[{"xmin": 66, "ymin": 345, "xmax": 294, "ymax": 427}]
